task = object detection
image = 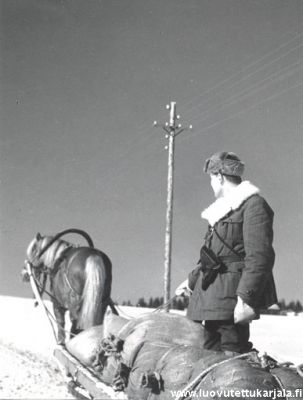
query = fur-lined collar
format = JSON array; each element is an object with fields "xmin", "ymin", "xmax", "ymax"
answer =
[{"xmin": 201, "ymin": 180, "xmax": 260, "ymax": 226}]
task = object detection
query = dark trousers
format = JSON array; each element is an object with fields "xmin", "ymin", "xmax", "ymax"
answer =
[{"xmin": 203, "ymin": 320, "xmax": 252, "ymax": 353}]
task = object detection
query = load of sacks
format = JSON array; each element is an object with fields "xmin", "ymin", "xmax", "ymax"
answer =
[{"xmin": 66, "ymin": 311, "xmax": 303, "ymax": 400}]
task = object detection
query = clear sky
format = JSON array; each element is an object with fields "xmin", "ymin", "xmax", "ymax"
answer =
[{"xmin": 1, "ymin": 0, "xmax": 303, "ymax": 304}]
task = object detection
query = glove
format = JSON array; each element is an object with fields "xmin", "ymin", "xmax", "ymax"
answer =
[
  {"xmin": 175, "ymin": 279, "xmax": 192, "ymax": 297},
  {"xmin": 234, "ymin": 296, "xmax": 257, "ymax": 324}
]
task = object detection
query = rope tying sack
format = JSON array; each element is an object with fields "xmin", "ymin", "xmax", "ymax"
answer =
[
  {"xmin": 99, "ymin": 335, "xmax": 124, "ymax": 356},
  {"xmin": 140, "ymin": 371, "xmax": 162, "ymax": 392},
  {"xmin": 96, "ymin": 335, "xmax": 123, "ymax": 372}
]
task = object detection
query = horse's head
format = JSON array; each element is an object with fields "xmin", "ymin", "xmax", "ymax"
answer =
[
  {"xmin": 22, "ymin": 233, "xmax": 49, "ymax": 281},
  {"xmin": 26, "ymin": 232, "xmax": 45, "ymax": 267},
  {"xmin": 21, "ymin": 233, "xmax": 43, "ymax": 282},
  {"xmin": 24, "ymin": 232, "xmax": 71, "ymax": 276}
]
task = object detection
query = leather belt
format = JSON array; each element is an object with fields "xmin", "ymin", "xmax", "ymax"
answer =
[
  {"xmin": 219, "ymin": 254, "xmax": 244, "ymax": 262},
  {"xmin": 218, "ymin": 255, "xmax": 245, "ymax": 273}
]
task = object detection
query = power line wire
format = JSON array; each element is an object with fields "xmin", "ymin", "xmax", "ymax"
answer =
[
  {"xmin": 95, "ymin": 30, "xmax": 303, "ymax": 184},
  {"xmin": 179, "ymin": 30, "xmax": 303, "ymax": 118},
  {"xmin": 137, "ymin": 31, "xmax": 303, "ymax": 143},
  {"xmin": 179, "ymin": 78, "xmax": 303, "ymax": 144},
  {"xmin": 187, "ymin": 58, "xmax": 303, "ymax": 126}
]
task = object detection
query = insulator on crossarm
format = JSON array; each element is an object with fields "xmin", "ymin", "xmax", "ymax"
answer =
[
  {"xmin": 164, "ymin": 145, "xmax": 168, "ymax": 150},
  {"xmin": 166, "ymin": 104, "xmax": 170, "ymax": 110},
  {"xmin": 176, "ymin": 115, "xmax": 180, "ymax": 120},
  {"xmin": 165, "ymin": 134, "xmax": 169, "ymax": 139},
  {"xmin": 165, "ymin": 122, "xmax": 169, "ymax": 127}
]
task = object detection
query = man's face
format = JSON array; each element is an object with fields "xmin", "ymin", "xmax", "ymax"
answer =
[{"xmin": 210, "ymin": 173, "xmax": 223, "ymax": 198}]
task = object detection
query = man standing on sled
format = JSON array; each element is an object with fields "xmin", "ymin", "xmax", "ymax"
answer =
[{"xmin": 176, "ymin": 151, "xmax": 277, "ymax": 354}]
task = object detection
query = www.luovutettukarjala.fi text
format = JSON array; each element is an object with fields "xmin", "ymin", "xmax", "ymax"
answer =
[{"xmin": 170, "ymin": 388, "xmax": 303, "ymax": 399}]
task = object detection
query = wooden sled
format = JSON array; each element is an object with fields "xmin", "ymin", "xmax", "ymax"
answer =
[{"xmin": 54, "ymin": 345, "xmax": 128, "ymax": 400}]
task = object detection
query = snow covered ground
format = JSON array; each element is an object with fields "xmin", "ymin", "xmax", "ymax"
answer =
[
  {"xmin": 0, "ymin": 295, "xmax": 302, "ymax": 399},
  {"xmin": 0, "ymin": 295, "xmax": 302, "ymax": 365}
]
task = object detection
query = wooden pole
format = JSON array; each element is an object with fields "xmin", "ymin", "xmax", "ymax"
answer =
[
  {"xmin": 163, "ymin": 101, "xmax": 176, "ymax": 310},
  {"xmin": 154, "ymin": 102, "xmax": 192, "ymax": 312}
]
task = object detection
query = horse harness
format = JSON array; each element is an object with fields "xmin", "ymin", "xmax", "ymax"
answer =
[
  {"xmin": 51, "ymin": 246, "xmax": 82, "ymax": 299},
  {"xmin": 30, "ymin": 246, "xmax": 81, "ymax": 305}
]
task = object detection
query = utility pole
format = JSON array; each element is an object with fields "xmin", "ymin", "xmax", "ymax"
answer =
[{"xmin": 154, "ymin": 102, "xmax": 192, "ymax": 311}]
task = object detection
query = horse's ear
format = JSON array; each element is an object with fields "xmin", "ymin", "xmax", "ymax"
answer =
[{"xmin": 36, "ymin": 232, "xmax": 42, "ymax": 241}]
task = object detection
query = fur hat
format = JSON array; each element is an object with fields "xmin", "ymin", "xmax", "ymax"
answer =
[{"xmin": 204, "ymin": 151, "xmax": 245, "ymax": 176}]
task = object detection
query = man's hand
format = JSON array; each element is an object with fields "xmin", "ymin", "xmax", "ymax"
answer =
[
  {"xmin": 234, "ymin": 296, "xmax": 257, "ymax": 324},
  {"xmin": 175, "ymin": 279, "xmax": 192, "ymax": 297}
]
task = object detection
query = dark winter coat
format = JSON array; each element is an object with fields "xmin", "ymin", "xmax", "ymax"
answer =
[{"xmin": 187, "ymin": 181, "xmax": 277, "ymax": 321}]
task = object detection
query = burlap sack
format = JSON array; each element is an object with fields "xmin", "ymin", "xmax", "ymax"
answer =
[
  {"xmin": 66, "ymin": 313, "xmax": 128, "ymax": 367},
  {"xmin": 96, "ymin": 353, "xmax": 122, "ymax": 386},
  {"xmin": 103, "ymin": 311, "xmax": 129, "ymax": 338},
  {"xmin": 270, "ymin": 366, "xmax": 303, "ymax": 399},
  {"xmin": 66, "ymin": 325, "xmax": 104, "ymax": 366},
  {"xmin": 94, "ymin": 313, "xmax": 204, "ymax": 395},
  {"xmin": 118, "ymin": 313, "xmax": 204, "ymax": 367},
  {"xmin": 148, "ymin": 345, "xmax": 207, "ymax": 400},
  {"xmin": 193, "ymin": 356, "xmax": 280, "ymax": 400},
  {"xmin": 126, "ymin": 342, "xmax": 172, "ymax": 400}
]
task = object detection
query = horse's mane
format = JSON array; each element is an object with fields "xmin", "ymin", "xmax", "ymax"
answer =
[{"xmin": 39, "ymin": 236, "xmax": 73, "ymax": 268}]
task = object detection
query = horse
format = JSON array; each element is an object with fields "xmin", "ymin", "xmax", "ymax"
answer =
[{"xmin": 23, "ymin": 231, "xmax": 115, "ymax": 344}]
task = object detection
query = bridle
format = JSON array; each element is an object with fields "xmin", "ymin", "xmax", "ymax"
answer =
[
  {"xmin": 25, "ymin": 228, "xmax": 95, "ymax": 274},
  {"xmin": 24, "ymin": 234, "xmax": 64, "ymax": 302},
  {"xmin": 26, "ymin": 254, "xmax": 46, "ymax": 273}
]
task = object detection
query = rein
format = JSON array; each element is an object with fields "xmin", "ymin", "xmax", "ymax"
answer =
[
  {"xmin": 152, "ymin": 295, "xmax": 179, "ymax": 312},
  {"xmin": 27, "ymin": 262, "xmax": 77, "ymax": 340},
  {"xmin": 28, "ymin": 262, "xmax": 59, "ymax": 304}
]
